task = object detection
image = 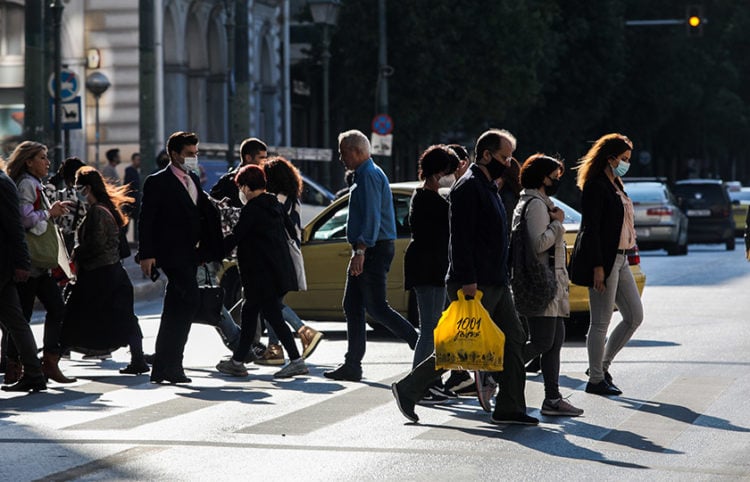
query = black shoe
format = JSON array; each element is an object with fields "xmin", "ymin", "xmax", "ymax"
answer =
[
  {"xmin": 418, "ymin": 390, "xmax": 449, "ymax": 405},
  {"xmin": 150, "ymin": 370, "xmax": 192, "ymax": 384},
  {"xmin": 490, "ymin": 412, "xmax": 539, "ymax": 426},
  {"xmin": 323, "ymin": 363, "xmax": 362, "ymax": 382},
  {"xmin": 119, "ymin": 360, "xmax": 150, "ymax": 375},
  {"xmin": 525, "ymin": 356, "xmax": 541, "ymax": 373},
  {"xmin": 429, "ymin": 384, "xmax": 458, "ymax": 399},
  {"xmin": 444, "ymin": 370, "xmax": 473, "ymax": 392},
  {"xmin": 143, "ymin": 353, "xmax": 155, "ymax": 365},
  {"xmin": 585, "ymin": 368, "xmax": 613, "ymax": 384},
  {"xmin": 2, "ymin": 374, "xmax": 47, "ymax": 392},
  {"xmin": 585, "ymin": 380, "xmax": 622, "ymax": 396},
  {"xmin": 391, "ymin": 383, "xmax": 419, "ymax": 423}
]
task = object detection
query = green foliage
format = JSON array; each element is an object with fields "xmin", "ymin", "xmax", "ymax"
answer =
[{"xmin": 325, "ymin": 0, "xmax": 750, "ymax": 184}]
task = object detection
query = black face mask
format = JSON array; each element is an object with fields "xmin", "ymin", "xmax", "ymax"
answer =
[
  {"xmin": 546, "ymin": 177, "xmax": 561, "ymax": 196},
  {"xmin": 484, "ymin": 156, "xmax": 508, "ymax": 180}
]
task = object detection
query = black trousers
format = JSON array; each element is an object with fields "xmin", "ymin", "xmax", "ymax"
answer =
[
  {"xmin": 0, "ymin": 277, "xmax": 42, "ymax": 373},
  {"xmin": 14, "ymin": 272, "xmax": 65, "ymax": 356},
  {"xmin": 153, "ymin": 264, "xmax": 199, "ymax": 374}
]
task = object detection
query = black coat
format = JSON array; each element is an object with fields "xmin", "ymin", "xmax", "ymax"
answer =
[
  {"xmin": 226, "ymin": 192, "xmax": 297, "ymax": 300},
  {"xmin": 568, "ymin": 173, "xmax": 626, "ymax": 287},
  {"xmin": 0, "ymin": 171, "xmax": 30, "ymax": 284},
  {"xmin": 404, "ymin": 188, "xmax": 449, "ymax": 289},
  {"xmin": 209, "ymin": 169, "xmax": 241, "ymax": 208},
  {"xmin": 137, "ymin": 166, "xmax": 223, "ymax": 269}
]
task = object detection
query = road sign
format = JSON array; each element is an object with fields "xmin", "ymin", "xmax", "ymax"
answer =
[
  {"xmin": 48, "ymin": 69, "xmax": 80, "ymax": 102},
  {"xmin": 49, "ymin": 96, "xmax": 82, "ymax": 130},
  {"xmin": 371, "ymin": 113, "xmax": 393, "ymax": 136},
  {"xmin": 371, "ymin": 133, "xmax": 392, "ymax": 157}
]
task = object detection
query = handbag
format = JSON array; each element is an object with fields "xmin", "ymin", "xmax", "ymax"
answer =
[
  {"xmin": 27, "ymin": 221, "xmax": 60, "ymax": 269},
  {"xmin": 193, "ymin": 266, "xmax": 225, "ymax": 326},
  {"xmin": 282, "ymin": 205, "xmax": 307, "ymax": 291},
  {"xmin": 510, "ymin": 199, "xmax": 557, "ymax": 316},
  {"xmin": 434, "ymin": 289, "xmax": 505, "ymax": 371}
]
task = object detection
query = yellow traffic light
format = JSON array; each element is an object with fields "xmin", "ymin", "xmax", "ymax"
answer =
[
  {"xmin": 686, "ymin": 5, "xmax": 704, "ymax": 36},
  {"xmin": 688, "ymin": 15, "xmax": 701, "ymax": 28}
]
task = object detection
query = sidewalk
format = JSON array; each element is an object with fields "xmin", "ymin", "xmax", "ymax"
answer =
[{"xmin": 122, "ymin": 256, "xmax": 166, "ymax": 303}]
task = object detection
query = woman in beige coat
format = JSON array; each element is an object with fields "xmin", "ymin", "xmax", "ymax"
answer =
[{"xmin": 511, "ymin": 154, "xmax": 583, "ymax": 417}]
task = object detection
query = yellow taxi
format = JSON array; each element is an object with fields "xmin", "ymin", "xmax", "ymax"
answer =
[
  {"xmin": 219, "ymin": 182, "xmax": 646, "ymax": 329},
  {"xmin": 729, "ymin": 187, "xmax": 750, "ymax": 237}
]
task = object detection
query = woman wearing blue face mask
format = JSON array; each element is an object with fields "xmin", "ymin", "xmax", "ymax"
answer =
[{"xmin": 568, "ymin": 133, "xmax": 643, "ymax": 397}]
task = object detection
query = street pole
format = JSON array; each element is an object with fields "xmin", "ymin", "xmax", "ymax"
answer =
[
  {"xmin": 224, "ymin": 0, "xmax": 235, "ymax": 170},
  {"xmin": 377, "ymin": 0, "xmax": 391, "ymax": 178},
  {"xmin": 23, "ymin": 1, "xmax": 45, "ymax": 142},
  {"xmin": 50, "ymin": 0, "xmax": 64, "ymax": 173},
  {"xmin": 139, "ymin": 0, "xmax": 157, "ymax": 176},
  {"xmin": 321, "ymin": 23, "xmax": 331, "ymax": 188},
  {"xmin": 86, "ymin": 72, "xmax": 110, "ymax": 170},
  {"xmin": 234, "ymin": 0, "xmax": 250, "ymax": 143}
]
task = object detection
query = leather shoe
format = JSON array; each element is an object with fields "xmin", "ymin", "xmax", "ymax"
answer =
[
  {"xmin": 150, "ymin": 370, "xmax": 191, "ymax": 384},
  {"xmin": 119, "ymin": 360, "xmax": 150, "ymax": 375},
  {"xmin": 323, "ymin": 363, "xmax": 362, "ymax": 381},
  {"xmin": 391, "ymin": 383, "xmax": 418, "ymax": 423},
  {"xmin": 2, "ymin": 374, "xmax": 47, "ymax": 392},
  {"xmin": 585, "ymin": 380, "xmax": 622, "ymax": 396}
]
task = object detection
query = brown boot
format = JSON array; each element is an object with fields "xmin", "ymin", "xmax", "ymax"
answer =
[
  {"xmin": 41, "ymin": 351, "xmax": 76, "ymax": 384},
  {"xmin": 3, "ymin": 358, "xmax": 23, "ymax": 385},
  {"xmin": 297, "ymin": 326, "xmax": 323, "ymax": 360}
]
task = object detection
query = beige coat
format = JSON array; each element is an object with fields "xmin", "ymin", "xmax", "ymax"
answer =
[{"xmin": 511, "ymin": 189, "xmax": 570, "ymax": 317}]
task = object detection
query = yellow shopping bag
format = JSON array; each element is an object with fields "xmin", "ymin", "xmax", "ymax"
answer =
[{"xmin": 434, "ymin": 289, "xmax": 505, "ymax": 371}]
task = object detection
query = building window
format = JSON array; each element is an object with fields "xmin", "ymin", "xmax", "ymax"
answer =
[{"xmin": 0, "ymin": 3, "xmax": 24, "ymax": 58}]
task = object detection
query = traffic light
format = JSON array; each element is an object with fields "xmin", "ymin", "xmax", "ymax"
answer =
[{"xmin": 686, "ymin": 5, "xmax": 703, "ymax": 37}]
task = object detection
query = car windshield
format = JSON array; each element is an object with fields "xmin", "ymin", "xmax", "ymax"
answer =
[
  {"xmin": 624, "ymin": 185, "xmax": 668, "ymax": 203},
  {"xmin": 550, "ymin": 197, "xmax": 582, "ymax": 225}
]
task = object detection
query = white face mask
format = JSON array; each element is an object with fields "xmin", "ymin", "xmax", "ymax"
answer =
[
  {"xmin": 238, "ymin": 188, "xmax": 248, "ymax": 205},
  {"xmin": 438, "ymin": 174, "xmax": 456, "ymax": 188},
  {"xmin": 183, "ymin": 156, "xmax": 198, "ymax": 173}
]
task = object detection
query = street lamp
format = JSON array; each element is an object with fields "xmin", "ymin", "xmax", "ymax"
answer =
[
  {"xmin": 50, "ymin": 0, "xmax": 64, "ymax": 172},
  {"xmin": 223, "ymin": 0, "xmax": 235, "ymax": 170},
  {"xmin": 85, "ymin": 72, "xmax": 111, "ymax": 169},
  {"xmin": 309, "ymin": 0, "xmax": 340, "ymax": 188}
]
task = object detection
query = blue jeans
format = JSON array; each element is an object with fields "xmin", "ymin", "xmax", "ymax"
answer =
[
  {"xmin": 412, "ymin": 285, "xmax": 446, "ymax": 368},
  {"xmin": 197, "ymin": 264, "xmax": 240, "ymax": 351},
  {"xmin": 342, "ymin": 240, "xmax": 418, "ymax": 369},
  {"xmin": 266, "ymin": 304, "xmax": 304, "ymax": 345}
]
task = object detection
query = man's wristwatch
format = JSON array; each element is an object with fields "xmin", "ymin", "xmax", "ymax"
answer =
[{"xmin": 353, "ymin": 248, "xmax": 365, "ymax": 256}]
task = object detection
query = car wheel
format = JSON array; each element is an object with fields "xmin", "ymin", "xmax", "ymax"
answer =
[
  {"xmin": 726, "ymin": 238, "xmax": 736, "ymax": 251},
  {"xmin": 218, "ymin": 263, "xmax": 243, "ymax": 326}
]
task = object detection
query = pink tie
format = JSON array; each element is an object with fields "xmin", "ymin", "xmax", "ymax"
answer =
[{"xmin": 183, "ymin": 174, "xmax": 197, "ymax": 204}]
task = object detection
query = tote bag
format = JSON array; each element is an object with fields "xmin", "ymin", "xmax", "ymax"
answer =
[{"xmin": 434, "ymin": 290, "xmax": 505, "ymax": 371}]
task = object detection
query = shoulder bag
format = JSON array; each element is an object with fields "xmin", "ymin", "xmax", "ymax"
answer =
[
  {"xmin": 193, "ymin": 265, "xmax": 225, "ymax": 326},
  {"xmin": 510, "ymin": 198, "xmax": 557, "ymax": 315}
]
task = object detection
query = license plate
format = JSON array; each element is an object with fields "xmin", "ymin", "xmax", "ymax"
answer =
[
  {"xmin": 687, "ymin": 209, "xmax": 711, "ymax": 217},
  {"xmin": 635, "ymin": 228, "xmax": 650, "ymax": 237}
]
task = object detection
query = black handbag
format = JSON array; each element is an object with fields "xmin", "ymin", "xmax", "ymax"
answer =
[
  {"xmin": 510, "ymin": 199, "xmax": 557, "ymax": 315},
  {"xmin": 193, "ymin": 266, "xmax": 225, "ymax": 326}
]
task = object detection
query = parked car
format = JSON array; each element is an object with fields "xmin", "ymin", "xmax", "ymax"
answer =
[
  {"xmin": 218, "ymin": 182, "xmax": 646, "ymax": 332},
  {"xmin": 672, "ymin": 179, "xmax": 735, "ymax": 250},
  {"xmin": 728, "ymin": 187, "xmax": 750, "ymax": 237},
  {"xmin": 622, "ymin": 181, "xmax": 689, "ymax": 255}
]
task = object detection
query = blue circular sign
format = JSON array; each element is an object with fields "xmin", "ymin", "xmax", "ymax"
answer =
[
  {"xmin": 372, "ymin": 113, "xmax": 393, "ymax": 135},
  {"xmin": 48, "ymin": 69, "xmax": 80, "ymax": 102}
]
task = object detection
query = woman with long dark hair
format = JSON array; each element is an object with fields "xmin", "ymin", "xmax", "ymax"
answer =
[{"xmin": 61, "ymin": 166, "xmax": 148, "ymax": 374}]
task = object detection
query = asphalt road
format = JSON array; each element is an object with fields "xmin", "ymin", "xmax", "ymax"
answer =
[{"xmin": 1, "ymin": 242, "xmax": 749, "ymax": 481}]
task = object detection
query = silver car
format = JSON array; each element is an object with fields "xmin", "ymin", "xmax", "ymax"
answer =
[{"xmin": 624, "ymin": 181, "xmax": 689, "ymax": 255}]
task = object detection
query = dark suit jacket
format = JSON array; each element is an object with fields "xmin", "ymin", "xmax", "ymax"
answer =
[
  {"xmin": 137, "ymin": 166, "xmax": 223, "ymax": 269},
  {"xmin": 568, "ymin": 173, "xmax": 626, "ymax": 287},
  {"xmin": 0, "ymin": 170, "xmax": 31, "ymax": 284}
]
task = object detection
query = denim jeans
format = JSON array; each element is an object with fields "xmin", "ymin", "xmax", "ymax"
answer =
[
  {"xmin": 412, "ymin": 285, "xmax": 446, "ymax": 368},
  {"xmin": 342, "ymin": 240, "xmax": 418, "ymax": 368},
  {"xmin": 586, "ymin": 253, "xmax": 644, "ymax": 383},
  {"xmin": 234, "ymin": 295, "xmax": 300, "ymax": 361},
  {"xmin": 522, "ymin": 316, "xmax": 565, "ymax": 400}
]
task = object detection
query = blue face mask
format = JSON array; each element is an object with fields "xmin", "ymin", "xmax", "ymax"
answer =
[{"xmin": 613, "ymin": 160, "xmax": 630, "ymax": 177}]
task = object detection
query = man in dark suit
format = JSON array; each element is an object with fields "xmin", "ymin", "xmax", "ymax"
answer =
[
  {"xmin": 0, "ymin": 168, "xmax": 46, "ymax": 392},
  {"xmin": 209, "ymin": 137, "xmax": 268, "ymax": 207},
  {"xmin": 138, "ymin": 131, "xmax": 223, "ymax": 384}
]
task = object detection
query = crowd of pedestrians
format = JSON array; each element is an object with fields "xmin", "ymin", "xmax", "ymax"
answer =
[{"xmin": 0, "ymin": 127, "xmax": 647, "ymax": 431}]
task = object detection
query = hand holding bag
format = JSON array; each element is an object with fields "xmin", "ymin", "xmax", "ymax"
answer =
[
  {"xmin": 510, "ymin": 199, "xmax": 557, "ymax": 316},
  {"xmin": 434, "ymin": 289, "xmax": 505, "ymax": 371},
  {"xmin": 193, "ymin": 266, "xmax": 225, "ymax": 326}
]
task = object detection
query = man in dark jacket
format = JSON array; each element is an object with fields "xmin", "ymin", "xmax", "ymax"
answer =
[
  {"xmin": 0, "ymin": 169, "xmax": 46, "ymax": 392},
  {"xmin": 138, "ymin": 131, "xmax": 223, "ymax": 384},
  {"xmin": 209, "ymin": 137, "xmax": 268, "ymax": 207},
  {"xmin": 391, "ymin": 129, "xmax": 538, "ymax": 426}
]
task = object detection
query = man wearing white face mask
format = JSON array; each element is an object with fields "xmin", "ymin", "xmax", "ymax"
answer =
[{"xmin": 137, "ymin": 131, "xmax": 224, "ymax": 384}]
